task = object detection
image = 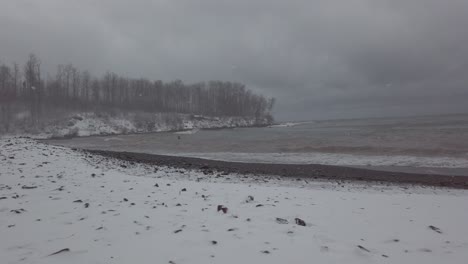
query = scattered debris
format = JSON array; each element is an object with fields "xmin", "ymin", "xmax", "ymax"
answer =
[
  {"xmin": 47, "ymin": 248, "xmax": 70, "ymax": 256},
  {"xmin": 428, "ymin": 225, "xmax": 442, "ymax": 234},
  {"xmin": 357, "ymin": 245, "xmax": 371, "ymax": 253},
  {"xmin": 53, "ymin": 186, "xmax": 65, "ymax": 191},
  {"xmin": 276, "ymin": 218, "xmax": 289, "ymax": 224}
]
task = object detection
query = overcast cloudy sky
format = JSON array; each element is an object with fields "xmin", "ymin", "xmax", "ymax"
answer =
[{"xmin": 1, "ymin": 0, "xmax": 468, "ymax": 120}]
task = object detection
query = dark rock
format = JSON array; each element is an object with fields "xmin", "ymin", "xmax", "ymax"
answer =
[
  {"xmin": 84, "ymin": 203, "xmax": 90, "ymax": 208},
  {"xmin": 22, "ymin": 185, "xmax": 37, "ymax": 189},
  {"xmin": 181, "ymin": 188, "xmax": 187, "ymax": 192},
  {"xmin": 256, "ymin": 204, "xmax": 264, "ymax": 207},
  {"xmin": 154, "ymin": 183, "xmax": 159, "ymax": 187},
  {"xmin": 217, "ymin": 205, "xmax": 228, "ymax": 214},
  {"xmin": 73, "ymin": 200, "xmax": 83, "ymax": 203},
  {"xmin": 245, "ymin": 195, "xmax": 254, "ymax": 203},
  {"xmin": 174, "ymin": 229, "xmax": 183, "ymax": 234},
  {"xmin": 123, "ymin": 198, "xmax": 128, "ymax": 202},
  {"xmin": 261, "ymin": 250, "xmax": 270, "ymax": 254},
  {"xmin": 295, "ymin": 218, "xmax": 306, "ymax": 226},
  {"xmin": 211, "ymin": 240, "xmax": 218, "ymax": 245}
]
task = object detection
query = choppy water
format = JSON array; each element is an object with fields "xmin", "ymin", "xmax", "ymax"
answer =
[{"xmin": 46, "ymin": 114, "xmax": 468, "ymax": 170}]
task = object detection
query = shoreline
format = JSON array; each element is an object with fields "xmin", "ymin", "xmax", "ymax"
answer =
[
  {"xmin": 35, "ymin": 123, "xmax": 272, "ymax": 140},
  {"xmin": 83, "ymin": 149, "xmax": 468, "ymax": 189}
]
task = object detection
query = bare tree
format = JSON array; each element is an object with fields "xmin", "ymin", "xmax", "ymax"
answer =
[
  {"xmin": 3, "ymin": 52, "xmax": 275, "ymax": 131},
  {"xmin": 24, "ymin": 53, "xmax": 42, "ymax": 125}
]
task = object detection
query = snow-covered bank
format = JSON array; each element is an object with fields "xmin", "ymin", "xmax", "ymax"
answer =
[
  {"xmin": 1, "ymin": 112, "xmax": 270, "ymax": 139},
  {"xmin": 1, "ymin": 138, "xmax": 468, "ymax": 264}
]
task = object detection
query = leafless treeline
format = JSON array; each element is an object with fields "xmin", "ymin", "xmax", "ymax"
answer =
[{"xmin": 1, "ymin": 54, "xmax": 275, "ymax": 122}]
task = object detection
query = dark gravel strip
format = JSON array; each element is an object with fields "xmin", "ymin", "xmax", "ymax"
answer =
[{"xmin": 84, "ymin": 149, "xmax": 468, "ymax": 189}]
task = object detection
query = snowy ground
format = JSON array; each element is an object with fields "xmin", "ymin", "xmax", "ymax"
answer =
[{"xmin": 1, "ymin": 138, "xmax": 468, "ymax": 264}]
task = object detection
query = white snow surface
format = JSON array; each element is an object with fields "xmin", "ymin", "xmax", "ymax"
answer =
[{"xmin": 1, "ymin": 137, "xmax": 468, "ymax": 264}]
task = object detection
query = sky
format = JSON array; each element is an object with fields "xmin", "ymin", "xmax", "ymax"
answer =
[{"xmin": 1, "ymin": 0, "xmax": 468, "ymax": 121}]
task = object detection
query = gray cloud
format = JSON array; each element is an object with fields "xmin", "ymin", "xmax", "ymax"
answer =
[{"xmin": 2, "ymin": 0, "xmax": 468, "ymax": 120}]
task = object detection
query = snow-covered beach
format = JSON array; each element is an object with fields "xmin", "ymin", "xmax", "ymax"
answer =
[{"xmin": 1, "ymin": 137, "xmax": 468, "ymax": 264}]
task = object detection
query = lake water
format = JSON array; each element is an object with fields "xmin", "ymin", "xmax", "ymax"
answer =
[{"xmin": 46, "ymin": 114, "xmax": 468, "ymax": 174}]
